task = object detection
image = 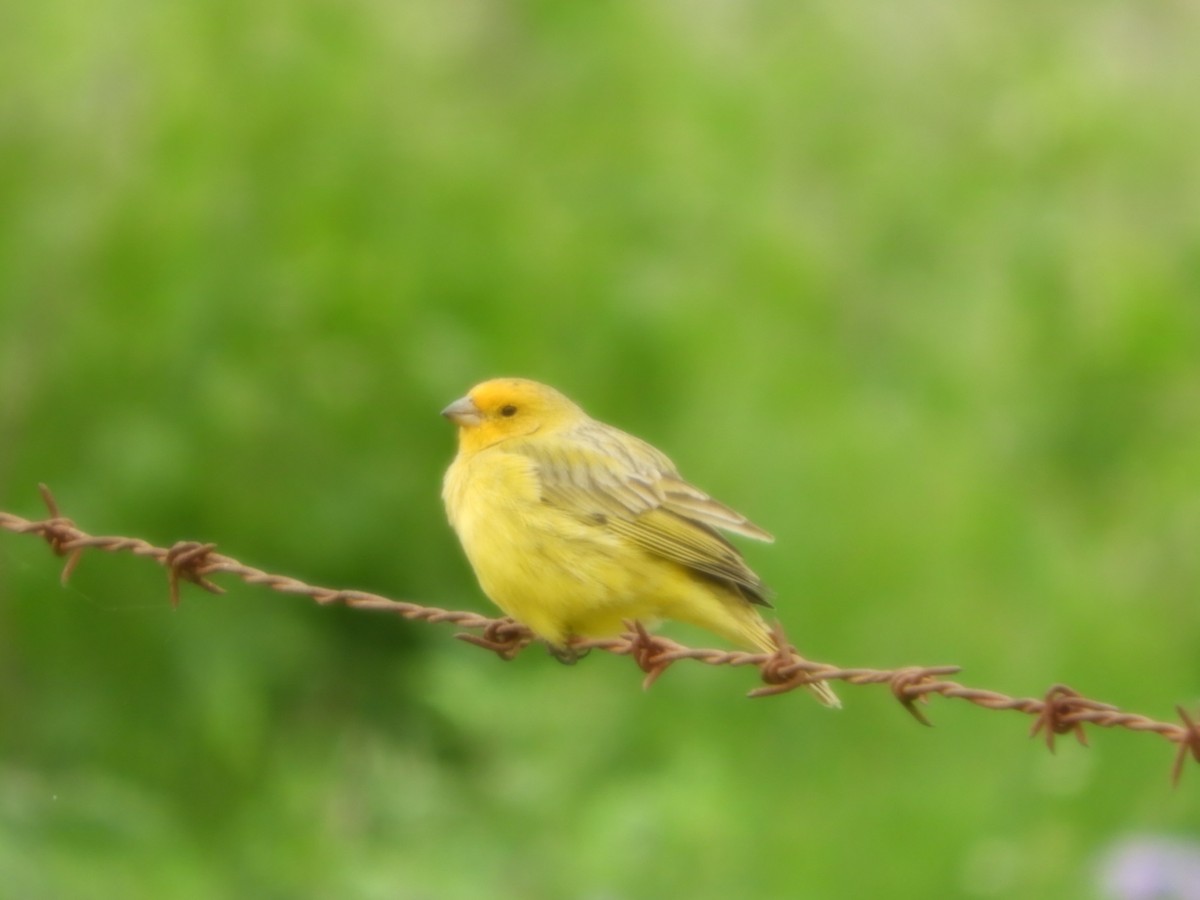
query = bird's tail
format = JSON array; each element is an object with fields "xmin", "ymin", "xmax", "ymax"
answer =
[
  {"xmin": 665, "ymin": 585, "xmax": 840, "ymax": 708},
  {"xmin": 696, "ymin": 599, "xmax": 840, "ymax": 709},
  {"xmin": 743, "ymin": 614, "xmax": 841, "ymax": 709}
]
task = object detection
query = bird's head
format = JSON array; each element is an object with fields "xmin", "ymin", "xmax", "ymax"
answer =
[{"xmin": 442, "ymin": 378, "xmax": 583, "ymax": 453}]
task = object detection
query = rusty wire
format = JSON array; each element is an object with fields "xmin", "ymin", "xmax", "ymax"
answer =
[{"xmin": 2, "ymin": 484, "xmax": 1197, "ymax": 784}]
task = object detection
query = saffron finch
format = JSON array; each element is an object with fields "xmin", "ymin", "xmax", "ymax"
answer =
[{"xmin": 442, "ymin": 378, "xmax": 838, "ymax": 707}]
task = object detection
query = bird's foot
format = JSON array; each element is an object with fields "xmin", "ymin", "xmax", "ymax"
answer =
[{"xmin": 547, "ymin": 641, "xmax": 591, "ymax": 665}]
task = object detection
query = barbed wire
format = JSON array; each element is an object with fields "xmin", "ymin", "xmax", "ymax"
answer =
[{"xmin": 2, "ymin": 484, "xmax": 1197, "ymax": 784}]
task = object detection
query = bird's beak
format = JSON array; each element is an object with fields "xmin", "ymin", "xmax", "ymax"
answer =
[{"xmin": 441, "ymin": 395, "xmax": 483, "ymax": 426}]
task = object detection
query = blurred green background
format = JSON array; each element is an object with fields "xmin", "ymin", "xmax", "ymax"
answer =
[{"xmin": 2, "ymin": 1, "xmax": 1199, "ymax": 897}]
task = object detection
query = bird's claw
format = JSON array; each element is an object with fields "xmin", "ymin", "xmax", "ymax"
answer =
[{"xmin": 548, "ymin": 642, "xmax": 590, "ymax": 665}]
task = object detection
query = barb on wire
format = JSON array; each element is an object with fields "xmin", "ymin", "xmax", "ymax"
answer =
[{"xmin": 1, "ymin": 485, "xmax": 1195, "ymax": 785}]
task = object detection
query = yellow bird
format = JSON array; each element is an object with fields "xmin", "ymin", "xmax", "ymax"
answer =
[{"xmin": 442, "ymin": 378, "xmax": 838, "ymax": 707}]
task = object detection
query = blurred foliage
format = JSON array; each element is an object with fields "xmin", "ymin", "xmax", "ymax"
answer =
[{"xmin": 2, "ymin": 0, "xmax": 1199, "ymax": 897}]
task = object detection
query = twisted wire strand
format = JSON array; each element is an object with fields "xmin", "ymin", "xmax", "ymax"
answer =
[{"xmin": 2, "ymin": 485, "xmax": 1197, "ymax": 784}]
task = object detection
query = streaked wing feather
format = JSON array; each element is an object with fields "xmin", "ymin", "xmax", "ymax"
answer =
[
  {"xmin": 511, "ymin": 422, "xmax": 773, "ymax": 605},
  {"xmin": 659, "ymin": 475, "xmax": 775, "ymax": 542},
  {"xmin": 606, "ymin": 510, "xmax": 770, "ymax": 604}
]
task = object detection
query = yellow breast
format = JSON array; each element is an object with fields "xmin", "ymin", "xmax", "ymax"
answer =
[{"xmin": 443, "ymin": 447, "xmax": 662, "ymax": 643}]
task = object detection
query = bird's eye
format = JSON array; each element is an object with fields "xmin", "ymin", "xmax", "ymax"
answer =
[{"xmin": 500, "ymin": 404, "xmax": 518, "ymax": 417}]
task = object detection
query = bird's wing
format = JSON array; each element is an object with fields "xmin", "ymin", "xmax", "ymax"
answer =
[{"xmin": 509, "ymin": 422, "xmax": 774, "ymax": 605}]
